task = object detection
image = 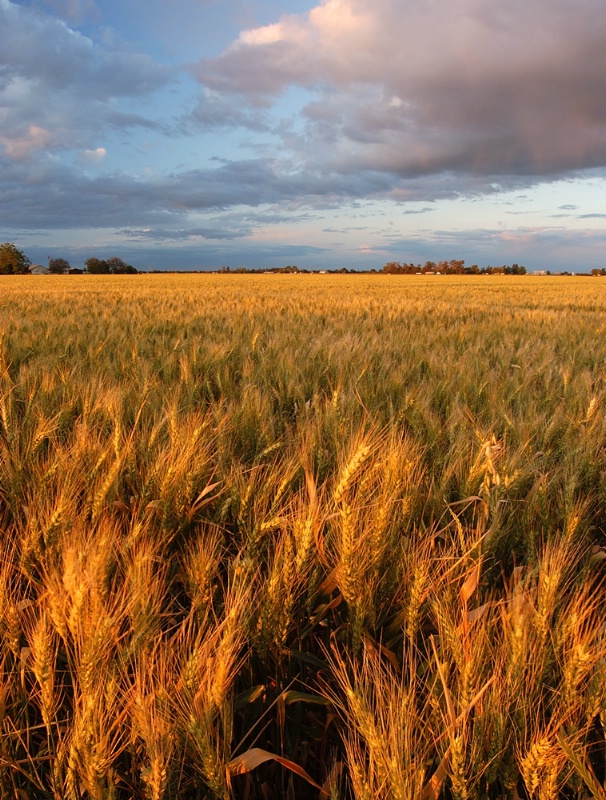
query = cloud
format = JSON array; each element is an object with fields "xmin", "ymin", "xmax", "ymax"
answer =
[
  {"xmin": 0, "ymin": 124, "xmax": 55, "ymax": 159},
  {"xmin": 0, "ymin": 142, "xmax": 571, "ymax": 247},
  {"xmin": 403, "ymin": 207, "xmax": 434, "ymax": 216},
  {"xmin": 118, "ymin": 225, "xmax": 251, "ymax": 242},
  {"xmin": 0, "ymin": 154, "xmax": 389, "ymax": 231},
  {"xmin": 79, "ymin": 146, "xmax": 106, "ymax": 163},
  {"xmin": 195, "ymin": 0, "xmax": 606, "ymax": 179},
  {"xmin": 191, "ymin": 89, "xmax": 271, "ymax": 131},
  {"xmin": 0, "ymin": 0, "xmax": 173, "ymax": 158},
  {"xmin": 30, "ymin": 0, "xmax": 100, "ymax": 23}
]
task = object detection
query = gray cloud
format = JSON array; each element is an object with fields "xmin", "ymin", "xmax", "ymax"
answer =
[
  {"xmin": 0, "ymin": 0, "xmax": 173, "ymax": 157},
  {"xmin": 118, "ymin": 225, "xmax": 252, "ymax": 242},
  {"xmin": 195, "ymin": 0, "xmax": 606, "ymax": 179},
  {"xmin": 0, "ymin": 151, "xmax": 403, "ymax": 232},
  {"xmin": 2, "ymin": 140, "xmax": 579, "ymax": 250},
  {"xmin": 0, "ymin": 2, "xmax": 169, "ymax": 95},
  {"xmin": 403, "ymin": 207, "xmax": 434, "ymax": 215},
  {"xmin": 191, "ymin": 89, "xmax": 271, "ymax": 131}
]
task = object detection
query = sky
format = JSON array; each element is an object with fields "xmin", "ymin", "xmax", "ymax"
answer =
[{"xmin": 2, "ymin": 0, "xmax": 606, "ymax": 272}]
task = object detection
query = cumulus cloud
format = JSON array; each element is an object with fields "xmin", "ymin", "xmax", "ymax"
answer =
[
  {"xmin": 0, "ymin": 0, "xmax": 173, "ymax": 158},
  {"xmin": 195, "ymin": 0, "xmax": 606, "ymax": 179}
]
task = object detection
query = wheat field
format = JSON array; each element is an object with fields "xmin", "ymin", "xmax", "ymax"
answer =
[{"xmin": 1, "ymin": 273, "xmax": 605, "ymax": 799}]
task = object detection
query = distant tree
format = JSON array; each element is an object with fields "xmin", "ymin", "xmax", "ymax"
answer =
[
  {"xmin": 48, "ymin": 257, "xmax": 70, "ymax": 274},
  {"xmin": 106, "ymin": 256, "xmax": 137, "ymax": 274},
  {"xmin": 449, "ymin": 259, "xmax": 466, "ymax": 274},
  {"xmin": 0, "ymin": 242, "xmax": 31, "ymax": 275},
  {"xmin": 85, "ymin": 257, "xmax": 109, "ymax": 274}
]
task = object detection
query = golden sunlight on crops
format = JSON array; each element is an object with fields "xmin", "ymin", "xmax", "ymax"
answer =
[{"xmin": 1, "ymin": 274, "xmax": 605, "ymax": 799}]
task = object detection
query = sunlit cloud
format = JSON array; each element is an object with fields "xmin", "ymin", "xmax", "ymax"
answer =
[
  {"xmin": 79, "ymin": 146, "xmax": 107, "ymax": 162},
  {"xmin": 196, "ymin": 0, "xmax": 606, "ymax": 178},
  {"xmin": 0, "ymin": 125, "xmax": 54, "ymax": 159}
]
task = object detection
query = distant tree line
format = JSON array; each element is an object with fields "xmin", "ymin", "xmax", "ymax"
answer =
[
  {"xmin": 215, "ymin": 261, "xmax": 531, "ymax": 275},
  {"xmin": 49, "ymin": 256, "xmax": 137, "ymax": 274},
  {"xmin": 51, "ymin": 256, "xmax": 137, "ymax": 274},
  {"xmin": 218, "ymin": 266, "xmax": 369, "ymax": 274},
  {"xmin": 380, "ymin": 259, "xmax": 527, "ymax": 275},
  {"xmin": 0, "ymin": 243, "xmax": 138, "ymax": 274},
  {"xmin": 83, "ymin": 257, "xmax": 137, "ymax": 274},
  {"xmin": 219, "ymin": 265, "xmax": 304, "ymax": 274}
]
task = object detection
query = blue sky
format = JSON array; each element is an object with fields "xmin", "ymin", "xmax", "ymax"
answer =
[{"xmin": 2, "ymin": 0, "xmax": 606, "ymax": 271}]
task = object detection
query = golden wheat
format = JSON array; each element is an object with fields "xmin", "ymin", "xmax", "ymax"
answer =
[{"xmin": 0, "ymin": 274, "xmax": 605, "ymax": 798}]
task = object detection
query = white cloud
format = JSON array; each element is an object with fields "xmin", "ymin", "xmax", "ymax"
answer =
[
  {"xmin": 239, "ymin": 22, "xmax": 286, "ymax": 46},
  {"xmin": 79, "ymin": 146, "xmax": 106, "ymax": 162}
]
